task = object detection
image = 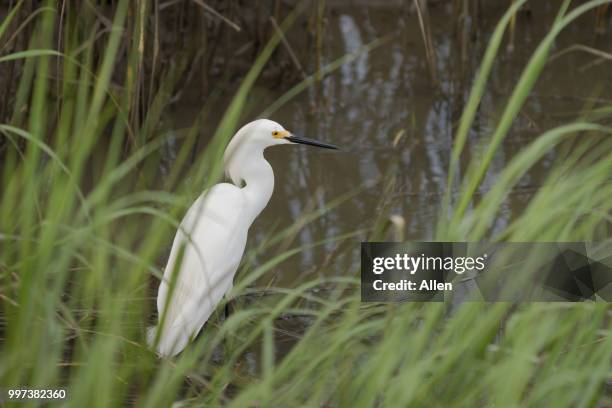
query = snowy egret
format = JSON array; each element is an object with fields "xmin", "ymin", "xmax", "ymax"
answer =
[{"xmin": 149, "ymin": 119, "xmax": 338, "ymax": 356}]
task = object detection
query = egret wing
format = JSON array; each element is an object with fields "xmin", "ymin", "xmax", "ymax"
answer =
[{"xmin": 153, "ymin": 183, "xmax": 248, "ymax": 356}]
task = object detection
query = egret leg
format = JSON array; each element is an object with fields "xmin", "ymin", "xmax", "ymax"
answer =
[
  {"xmin": 222, "ymin": 299, "xmax": 236, "ymax": 358},
  {"xmin": 224, "ymin": 299, "xmax": 234, "ymax": 321}
]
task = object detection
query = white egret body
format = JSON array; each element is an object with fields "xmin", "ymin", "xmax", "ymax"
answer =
[{"xmin": 149, "ymin": 119, "xmax": 337, "ymax": 356}]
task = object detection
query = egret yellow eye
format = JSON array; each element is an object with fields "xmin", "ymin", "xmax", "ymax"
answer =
[{"xmin": 272, "ymin": 130, "xmax": 290, "ymax": 139}]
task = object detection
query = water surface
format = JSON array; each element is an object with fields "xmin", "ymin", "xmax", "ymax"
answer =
[{"xmin": 166, "ymin": 1, "xmax": 612, "ymax": 286}]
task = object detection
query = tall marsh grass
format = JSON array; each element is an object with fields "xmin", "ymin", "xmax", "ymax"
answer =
[{"xmin": 0, "ymin": 0, "xmax": 611, "ymax": 407}]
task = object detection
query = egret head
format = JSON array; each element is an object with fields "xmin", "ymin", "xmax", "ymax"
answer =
[
  {"xmin": 226, "ymin": 119, "xmax": 338, "ymax": 152},
  {"xmin": 223, "ymin": 119, "xmax": 338, "ymax": 183},
  {"xmin": 223, "ymin": 119, "xmax": 338, "ymax": 185}
]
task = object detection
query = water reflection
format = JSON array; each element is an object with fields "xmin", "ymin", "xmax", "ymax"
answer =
[{"xmin": 167, "ymin": 1, "xmax": 611, "ymax": 286}]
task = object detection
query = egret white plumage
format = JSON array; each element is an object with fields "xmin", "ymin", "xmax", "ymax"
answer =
[{"xmin": 148, "ymin": 119, "xmax": 338, "ymax": 357}]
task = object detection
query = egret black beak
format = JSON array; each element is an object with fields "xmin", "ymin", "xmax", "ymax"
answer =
[{"xmin": 285, "ymin": 135, "xmax": 339, "ymax": 150}]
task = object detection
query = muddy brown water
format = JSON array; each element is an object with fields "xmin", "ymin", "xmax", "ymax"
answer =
[{"xmin": 161, "ymin": 1, "xmax": 611, "ymax": 291}]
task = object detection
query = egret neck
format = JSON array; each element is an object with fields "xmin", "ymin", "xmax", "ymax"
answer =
[{"xmin": 224, "ymin": 140, "xmax": 275, "ymax": 224}]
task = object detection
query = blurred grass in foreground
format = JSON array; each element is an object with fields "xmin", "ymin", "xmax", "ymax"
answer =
[{"xmin": 0, "ymin": 0, "xmax": 611, "ymax": 407}]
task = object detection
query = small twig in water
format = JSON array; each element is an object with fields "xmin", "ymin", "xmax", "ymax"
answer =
[
  {"xmin": 270, "ymin": 16, "xmax": 307, "ymax": 79},
  {"xmin": 413, "ymin": 0, "xmax": 438, "ymax": 86},
  {"xmin": 192, "ymin": 0, "xmax": 241, "ymax": 32}
]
